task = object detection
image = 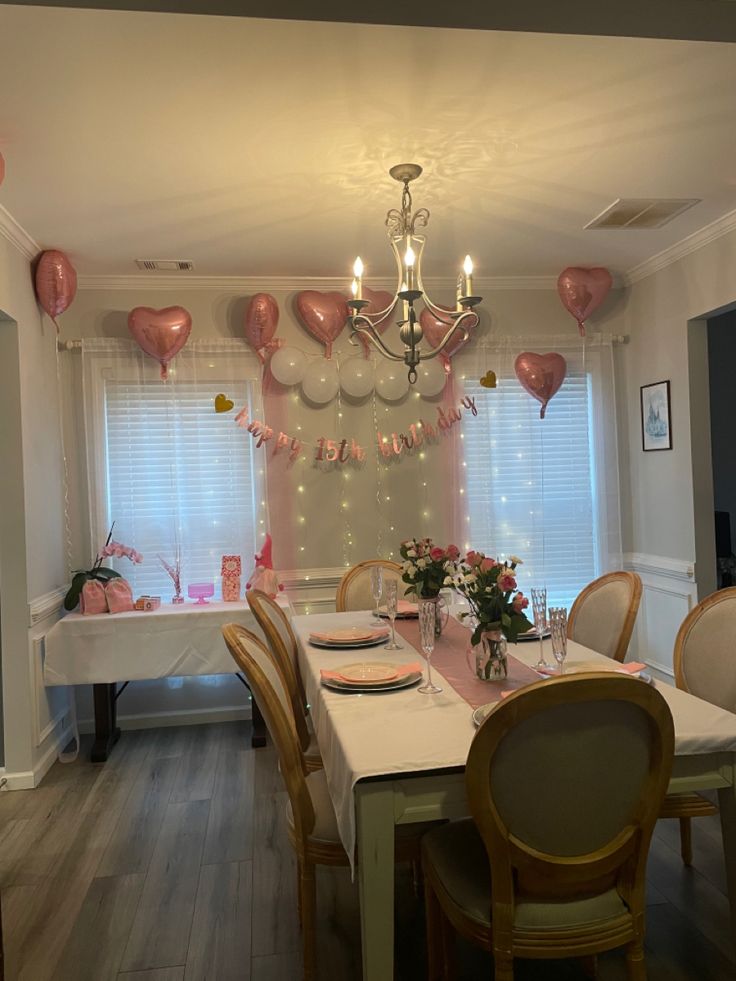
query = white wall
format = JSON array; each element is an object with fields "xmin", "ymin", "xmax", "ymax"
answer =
[{"xmin": 0, "ymin": 228, "xmax": 70, "ymax": 784}]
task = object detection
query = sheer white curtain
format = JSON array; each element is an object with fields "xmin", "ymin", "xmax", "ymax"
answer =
[
  {"xmin": 459, "ymin": 334, "xmax": 622, "ymax": 609},
  {"xmin": 82, "ymin": 338, "xmax": 265, "ymax": 598}
]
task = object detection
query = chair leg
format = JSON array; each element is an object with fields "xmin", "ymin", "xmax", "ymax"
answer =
[
  {"xmin": 492, "ymin": 948, "xmax": 514, "ymax": 981},
  {"xmin": 299, "ymin": 860, "xmax": 317, "ymax": 981},
  {"xmin": 296, "ymin": 855, "xmax": 303, "ymax": 929},
  {"xmin": 679, "ymin": 816, "xmax": 693, "ymax": 866},
  {"xmin": 625, "ymin": 940, "xmax": 647, "ymax": 981},
  {"xmin": 579, "ymin": 954, "xmax": 598, "ymax": 978},
  {"xmin": 424, "ymin": 875, "xmax": 445, "ymax": 981}
]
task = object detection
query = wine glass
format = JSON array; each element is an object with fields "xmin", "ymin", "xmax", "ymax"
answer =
[
  {"xmin": 384, "ymin": 580, "xmax": 403, "ymax": 651},
  {"xmin": 530, "ymin": 587, "xmax": 549, "ymax": 671},
  {"xmin": 370, "ymin": 566, "xmax": 384, "ymax": 625},
  {"xmin": 549, "ymin": 607, "xmax": 568, "ymax": 675},
  {"xmin": 417, "ymin": 599, "xmax": 442, "ymax": 694}
]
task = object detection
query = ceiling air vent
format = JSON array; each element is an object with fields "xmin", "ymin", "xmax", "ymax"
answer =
[
  {"xmin": 135, "ymin": 258, "xmax": 194, "ymax": 271},
  {"xmin": 584, "ymin": 198, "xmax": 700, "ymax": 230}
]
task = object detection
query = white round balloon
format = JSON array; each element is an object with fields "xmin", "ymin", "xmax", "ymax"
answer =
[
  {"xmin": 375, "ymin": 360, "xmax": 410, "ymax": 402},
  {"xmin": 415, "ymin": 358, "xmax": 448, "ymax": 398},
  {"xmin": 340, "ymin": 357, "xmax": 375, "ymax": 398},
  {"xmin": 301, "ymin": 358, "xmax": 339, "ymax": 404},
  {"xmin": 270, "ymin": 346, "xmax": 306, "ymax": 386}
]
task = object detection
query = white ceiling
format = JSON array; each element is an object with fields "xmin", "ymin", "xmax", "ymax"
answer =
[{"xmin": 1, "ymin": 5, "xmax": 736, "ymax": 280}]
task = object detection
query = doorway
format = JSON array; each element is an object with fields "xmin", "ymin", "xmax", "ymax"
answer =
[{"xmin": 707, "ymin": 309, "xmax": 736, "ymax": 588}]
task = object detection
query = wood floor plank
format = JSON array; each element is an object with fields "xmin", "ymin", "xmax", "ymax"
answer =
[
  {"xmin": 184, "ymin": 861, "xmax": 252, "ymax": 981},
  {"xmin": 169, "ymin": 725, "xmax": 222, "ymax": 804},
  {"xmin": 202, "ymin": 748, "xmax": 254, "ymax": 865},
  {"xmin": 118, "ymin": 970, "xmax": 185, "ymax": 980},
  {"xmin": 250, "ymin": 952, "xmax": 303, "ymax": 981},
  {"xmin": 52, "ymin": 873, "xmax": 146, "ymax": 981},
  {"xmin": 655, "ymin": 816, "xmax": 728, "ymax": 896},
  {"xmin": 251, "ymin": 789, "xmax": 300, "ymax": 958},
  {"xmin": 97, "ymin": 756, "xmax": 180, "ymax": 877},
  {"xmin": 120, "ymin": 800, "xmax": 209, "ymax": 973}
]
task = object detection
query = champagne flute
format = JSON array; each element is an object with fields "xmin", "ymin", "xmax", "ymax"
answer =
[
  {"xmin": 384, "ymin": 580, "xmax": 403, "ymax": 651},
  {"xmin": 549, "ymin": 607, "xmax": 568, "ymax": 675},
  {"xmin": 531, "ymin": 587, "xmax": 550, "ymax": 671},
  {"xmin": 370, "ymin": 566, "xmax": 384, "ymax": 625},
  {"xmin": 418, "ymin": 599, "xmax": 442, "ymax": 694}
]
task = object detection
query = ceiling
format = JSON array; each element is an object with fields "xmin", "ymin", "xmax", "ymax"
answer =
[{"xmin": 1, "ymin": 5, "xmax": 736, "ymax": 281}]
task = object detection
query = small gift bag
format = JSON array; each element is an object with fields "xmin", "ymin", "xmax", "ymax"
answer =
[
  {"xmin": 105, "ymin": 577, "xmax": 135, "ymax": 613},
  {"xmin": 221, "ymin": 555, "xmax": 242, "ymax": 602},
  {"xmin": 80, "ymin": 579, "xmax": 108, "ymax": 615}
]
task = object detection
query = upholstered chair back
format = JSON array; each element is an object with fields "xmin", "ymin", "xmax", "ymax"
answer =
[
  {"xmin": 567, "ymin": 571, "xmax": 643, "ymax": 662},
  {"xmin": 674, "ymin": 587, "xmax": 736, "ymax": 712},
  {"xmin": 336, "ymin": 559, "xmax": 403, "ymax": 613}
]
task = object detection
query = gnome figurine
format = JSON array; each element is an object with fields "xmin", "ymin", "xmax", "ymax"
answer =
[{"xmin": 246, "ymin": 534, "xmax": 282, "ymax": 599}]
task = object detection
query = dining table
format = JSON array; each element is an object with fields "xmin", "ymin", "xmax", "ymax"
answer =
[{"xmin": 292, "ymin": 608, "xmax": 736, "ymax": 981}]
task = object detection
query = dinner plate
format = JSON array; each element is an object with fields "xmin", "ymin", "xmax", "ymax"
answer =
[
  {"xmin": 337, "ymin": 662, "xmax": 398, "ymax": 683},
  {"xmin": 377, "ymin": 601, "xmax": 419, "ymax": 619},
  {"xmin": 517, "ymin": 628, "xmax": 551, "ymax": 642},
  {"xmin": 309, "ymin": 635, "xmax": 389, "ymax": 650},
  {"xmin": 321, "ymin": 670, "xmax": 423, "ymax": 693},
  {"xmin": 472, "ymin": 702, "xmax": 497, "ymax": 727},
  {"xmin": 310, "ymin": 627, "xmax": 385, "ymax": 643}
]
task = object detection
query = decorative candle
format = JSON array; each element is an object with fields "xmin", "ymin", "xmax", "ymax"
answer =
[
  {"xmin": 353, "ymin": 256, "xmax": 363, "ymax": 301},
  {"xmin": 463, "ymin": 254, "xmax": 473, "ymax": 296},
  {"xmin": 401, "ymin": 281, "xmax": 409, "ymax": 322},
  {"xmin": 456, "ymin": 275, "xmax": 464, "ymax": 312},
  {"xmin": 404, "ymin": 244, "xmax": 416, "ymax": 291}
]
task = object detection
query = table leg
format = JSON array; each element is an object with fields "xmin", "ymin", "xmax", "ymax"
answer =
[
  {"xmin": 718, "ymin": 768, "xmax": 736, "ymax": 952},
  {"xmin": 235, "ymin": 673, "xmax": 266, "ymax": 748},
  {"xmin": 91, "ymin": 683, "xmax": 122, "ymax": 763},
  {"xmin": 356, "ymin": 782, "xmax": 396, "ymax": 981}
]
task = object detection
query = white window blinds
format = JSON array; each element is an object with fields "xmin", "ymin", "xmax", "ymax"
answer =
[{"xmin": 462, "ymin": 342, "xmax": 620, "ymax": 610}]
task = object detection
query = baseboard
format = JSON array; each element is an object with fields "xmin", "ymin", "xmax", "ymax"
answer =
[
  {"xmin": 2, "ymin": 723, "xmax": 74, "ymax": 789},
  {"xmin": 78, "ymin": 703, "xmax": 252, "ymax": 733}
]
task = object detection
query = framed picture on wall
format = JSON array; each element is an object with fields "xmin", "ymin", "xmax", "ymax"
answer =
[{"xmin": 640, "ymin": 380, "xmax": 672, "ymax": 451}]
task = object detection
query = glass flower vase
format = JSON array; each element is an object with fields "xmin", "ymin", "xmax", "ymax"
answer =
[{"xmin": 470, "ymin": 630, "xmax": 508, "ymax": 681}]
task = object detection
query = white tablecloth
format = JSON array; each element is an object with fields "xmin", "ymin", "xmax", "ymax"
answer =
[
  {"xmin": 294, "ymin": 610, "xmax": 736, "ymax": 864},
  {"xmin": 44, "ymin": 597, "xmax": 291, "ymax": 685}
]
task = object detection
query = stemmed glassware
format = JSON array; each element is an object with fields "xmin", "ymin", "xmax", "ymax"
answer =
[
  {"xmin": 370, "ymin": 566, "xmax": 384, "ymax": 625},
  {"xmin": 549, "ymin": 607, "xmax": 568, "ymax": 675},
  {"xmin": 530, "ymin": 587, "xmax": 550, "ymax": 671},
  {"xmin": 384, "ymin": 580, "xmax": 403, "ymax": 651},
  {"xmin": 417, "ymin": 598, "xmax": 443, "ymax": 694}
]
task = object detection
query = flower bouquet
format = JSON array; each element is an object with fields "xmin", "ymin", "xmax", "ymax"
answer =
[
  {"xmin": 448, "ymin": 551, "xmax": 532, "ymax": 646},
  {"xmin": 63, "ymin": 523, "xmax": 143, "ymax": 611},
  {"xmin": 399, "ymin": 537, "xmax": 460, "ymax": 598}
]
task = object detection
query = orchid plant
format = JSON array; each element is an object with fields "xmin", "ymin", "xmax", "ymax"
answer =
[
  {"xmin": 399, "ymin": 538, "xmax": 460, "ymax": 599},
  {"xmin": 63, "ymin": 522, "xmax": 143, "ymax": 611},
  {"xmin": 447, "ymin": 551, "xmax": 532, "ymax": 645}
]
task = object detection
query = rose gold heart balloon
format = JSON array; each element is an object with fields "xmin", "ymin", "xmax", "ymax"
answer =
[
  {"xmin": 419, "ymin": 305, "xmax": 479, "ymax": 358},
  {"xmin": 34, "ymin": 249, "xmax": 77, "ymax": 330},
  {"xmin": 128, "ymin": 306, "xmax": 192, "ymax": 380},
  {"xmin": 557, "ymin": 267, "xmax": 612, "ymax": 337},
  {"xmin": 514, "ymin": 352, "xmax": 567, "ymax": 419},
  {"xmin": 353, "ymin": 287, "xmax": 395, "ymax": 357},
  {"xmin": 296, "ymin": 290, "xmax": 348, "ymax": 358},
  {"xmin": 244, "ymin": 292, "xmax": 279, "ymax": 362}
]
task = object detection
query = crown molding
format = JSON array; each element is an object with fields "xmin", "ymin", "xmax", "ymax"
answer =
[
  {"xmin": 76, "ymin": 273, "xmax": 560, "ymax": 292},
  {"xmin": 0, "ymin": 204, "xmax": 40, "ymax": 262},
  {"xmin": 624, "ymin": 207, "xmax": 736, "ymax": 286}
]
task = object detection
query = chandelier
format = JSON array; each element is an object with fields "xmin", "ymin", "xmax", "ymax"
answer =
[{"xmin": 348, "ymin": 163, "xmax": 482, "ymax": 384}]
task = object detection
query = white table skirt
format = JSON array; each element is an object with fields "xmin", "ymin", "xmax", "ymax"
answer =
[
  {"xmin": 44, "ymin": 597, "xmax": 291, "ymax": 686},
  {"xmin": 294, "ymin": 610, "xmax": 736, "ymax": 866}
]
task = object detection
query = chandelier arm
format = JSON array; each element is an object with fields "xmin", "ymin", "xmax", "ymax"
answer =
[
  {"xmin": 361, "ymin": 294, "xmax": 400, "ymax": 323},
  {"xmin": 350, "ymin": 321, "xmax": 405, "ymax": 362},
  {"xmin": 420, "ymin": 294, "xmax": 457, "ymax": 324}
]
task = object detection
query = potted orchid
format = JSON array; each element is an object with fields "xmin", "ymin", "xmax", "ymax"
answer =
[
  {"xmin": 399, "ymin": 538, "xmax": 460, "ymax": 636},
  {"xmin": 63, "ymin": 523, "xmax": 143, "ymax": 611},
  {"xmin": 447, "ymin": 551, "xmax": 532, "ymax": 680}
]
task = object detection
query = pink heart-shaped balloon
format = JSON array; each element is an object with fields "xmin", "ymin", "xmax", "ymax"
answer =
[
  {"xmin": 419, "ymin": 305, "xmax": 479, "ymax": 358},
  {"xmin": 128, "ymin": 306, "xmax": 192, "ymax": 380},
  {"xmin": 35, "ymin": 249, "xmax": 77, "ymax": 328},
  {"xmin": 353, "ymin": 287, "xmax": 395, "ymax": 357},
  {"xmin": 244, "ymin": 293, "xmax": 279, "ymax": 362},
  {"xmin": 514, "ymin": 352, "xmax": 567, "ymax": 419},
  {"xmin": 557, "ymin": 267, "xmax": 612, "ymax": 337},
  {"xmin": 296, "ymin": 290, "xmax": 348, "ymax": 358}
]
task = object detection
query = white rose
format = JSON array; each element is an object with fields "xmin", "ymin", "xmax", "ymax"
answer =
[
  {"xmin": 417, "ymin": 558, "xmax": 427, "ymax": 569},
  {"xmin": 408, "ymin": 568, "xmax": 416, "ymax": 579},
  {"xmin": 443, "ymin": 576, "xmax": 454, "ymax": 586},
  {"xmin": 403, "ymin": 561, "xmax": 413, "ymax": 572},
  {"xmin": 407, "ymin": 549, "xmax": 416, "ymax": 558},
  {"xmin": 509, "ymin": 555, "xmax": 523, "ymax": 565},
  {"xmin": 464, "ymin": 573, "xmax": 477, "ymax": 584}
]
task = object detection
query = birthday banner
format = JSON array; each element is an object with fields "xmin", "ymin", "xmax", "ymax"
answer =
[{"xmin": 232, "ymin": 396, "xmax": 477, "ymax": 467}]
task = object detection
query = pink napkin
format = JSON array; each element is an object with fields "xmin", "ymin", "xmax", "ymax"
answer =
[
  {"xmin": 536, "ymin": 661, "xmax": 647, "ymax": 678},
  {"xmin": 310, "ymin": 628, "xmax": 389, "ymax": 643},
  {"xmin": 321, "ymin": 661, "xmax": 422, "ymax": 683}
]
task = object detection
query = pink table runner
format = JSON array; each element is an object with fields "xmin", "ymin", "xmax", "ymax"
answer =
[{"xmin": 394, "ymin": 615, "xmax": 541, "ymax": 709}]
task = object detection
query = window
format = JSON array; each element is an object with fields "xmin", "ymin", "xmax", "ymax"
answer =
[
  {"xmin": 83, "ymin": 340, "xmax": 263, "ymax": 598},
  {"xmin": 462, "ymin": 342, "xmax": 620, "ymax": 610}
]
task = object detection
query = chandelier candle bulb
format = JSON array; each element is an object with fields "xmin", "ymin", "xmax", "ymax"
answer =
[
  {"xmin": 404, "ymin": 244, "xmax": 416, "ymax": 290},
  {"xmin": 463, "ymin": 255, "xmax": 473, "ymax": 297},
  {"xmin": 352, "ymin": 257, "xmax": 364, "ymax": 300}
]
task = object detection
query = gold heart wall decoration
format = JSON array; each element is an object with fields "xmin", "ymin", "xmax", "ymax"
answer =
[{"xmin": 214, "ymin": 393, "xmax": 235, "ymax": 413}]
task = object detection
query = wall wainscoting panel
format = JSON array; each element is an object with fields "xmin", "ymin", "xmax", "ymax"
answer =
[
  {"xmin": 26, "ymin": 602, "xmax": 73, "ymax": 787},
  {"xmin": 623, "ymin": 552, "xmax": 698, "ymax": 679}
]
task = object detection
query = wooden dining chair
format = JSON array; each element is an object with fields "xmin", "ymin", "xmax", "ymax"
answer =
[
  {"xmin": 246, "ymin": 589, "xmax": 322, "ymax": 772},
  {"xmin": 567, "ymin": 571, "xmax": 643, "ymax": 663},
  {"xmin": 422, "ymin": 674, "xmax": 674, "ymax": 981},
  {"xmin": 222, "ymin": 623, "xmax": 436, "ymax": 981},
  {"xmin": 335, "ymin": 558, "xmax": 403, "ymax": 612},
  {"xmin": 661, "ymin": 587, "xmax": 736, "ymax": 864}
]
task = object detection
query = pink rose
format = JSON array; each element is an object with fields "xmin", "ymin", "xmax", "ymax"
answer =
[
  {"xmin": 479, "ymin": 557, "xmax": 494, "ymax": 573},
  {"xmin": 466, "ymin": 550, "xmax": 483, "ymax": 567},
  {"xmin": 430, "ymin": 547, "xmax": 445, "ymax": 562},
  {"xmin": 512, "ymin": 592, "xmax": 529, "ymax": 612},
  {"xmin": 447, "ymin": 544, "xmax": 460, "ymax": 560},
  {"xmin": 498, "ymin": 573, "xmax": 517, "ymax": 592}
]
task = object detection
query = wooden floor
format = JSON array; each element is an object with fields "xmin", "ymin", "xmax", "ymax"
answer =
[{"xmin": 1, "ymin": 721, "xmax": 734, "ymax": 980}]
